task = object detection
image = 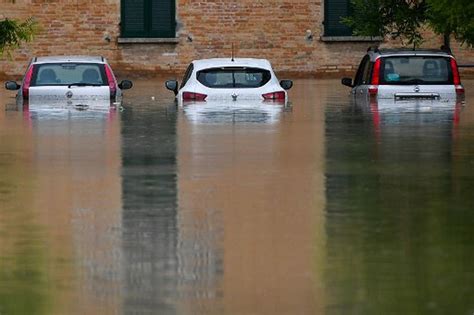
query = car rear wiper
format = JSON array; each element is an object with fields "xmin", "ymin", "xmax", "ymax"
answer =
[
  {"xmin": 68, "ymin": 83, "xmax": 103, "ymax": 88},
  {"xmin": 401, "ymin": 79, "xmax": 426, "ymax": 85}
]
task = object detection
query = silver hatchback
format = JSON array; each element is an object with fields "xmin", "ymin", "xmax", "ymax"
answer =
[
  {"xmin": 342, "ymin": 48, "xmax": 465, "ymax": 100},
  {"xmin": 5, "ymin": 56, "xmax": 132, "ymax": 106}
]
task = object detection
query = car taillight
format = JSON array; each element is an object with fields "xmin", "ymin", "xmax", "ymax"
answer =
[
  {"xmin": 450, "ymin": 58, "xmax": 464, "ymax": 95},
  {"xmin": 105, "ymin": 64, "xmax": 117, "ymax": 100},
  {"xmin": 372, "ymin": 58, "xmax": 381, "ymax": 85},
  {"xmin": 262, "ymin": 91, "xmax": 285, "ymax": 100},
  {"xmin": 368, "ymin": 86, "xmax": 378, "ymax": 96},
  {"xmin": 182, "ymin": 92, "xmax": 207, "ymax": 101},
  {"xmin": 455, "ymin": 85, "xmax": 465, "ymax": 95},
  {"xmin": 451, "ymin": 58, "xmax": 461, "ymax": 85},
  {"xmin": 22, "ymin": 65, "xmax": 35, "ymax": 100},
  {"xmin": 369, "ymin": 58, "xmax": 381, "ymax": 97}
]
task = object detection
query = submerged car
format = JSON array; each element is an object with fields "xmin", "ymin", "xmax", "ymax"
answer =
[
  {"xmin": 165, "ymin": 58, "xmax": 293, "ymax": 105},
  {"xmin": 341, "ymin": 48, "xmax": 464, "ymax": 100},
  {"xmin": 4, "ymin": 56, "xmax": 133, "ymax": 106}
]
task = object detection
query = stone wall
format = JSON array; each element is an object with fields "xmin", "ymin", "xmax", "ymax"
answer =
[{"xmin": 1, "ymin": 0, "xmax": 472, "ymax": 79}]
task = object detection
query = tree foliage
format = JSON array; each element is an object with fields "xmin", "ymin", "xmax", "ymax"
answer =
[
  {"xmin": 426, "ymin": 0, "xmax": 474, "ymax": 46},
  {"xmin": 0, "ymin": 18, "xmax": 38, "ymax": 57},
  {"xmin": 343, "ymin": 0, "xmax": 473, "ymax": 47}
]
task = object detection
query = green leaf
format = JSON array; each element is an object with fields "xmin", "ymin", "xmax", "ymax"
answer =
[{"xmin": 0, "ymin": 17, "xmax": 39, "ymax": 58}]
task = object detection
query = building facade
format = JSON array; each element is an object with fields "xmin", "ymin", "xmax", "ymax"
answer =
[{"xmin": 1, "ymin": 0, "xmax": 472, "ymax": 78}]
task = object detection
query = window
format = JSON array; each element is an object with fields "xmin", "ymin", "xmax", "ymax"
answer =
[
  {"xmin": 196, "ymin": 67, "xmax": 272, "ymax": 89},
  {"xmin": 180, "ymin": 63, "xmax": 194, "ymax": 89},
  {"xmin": 121, "ymin": 0, "xmax": 176, "ymax": 38},
  {"xmin": 379, "ymin": 57, "xmax": 452, "ymax": 85},
  {"xmin": 31, "ymin": 63, "xmax": 107, "ymax": 86},
  {"xmin": 324, "ymin": 0, "xmax": 352, "ymax": 36},
  {"xmin": 354, "ymin": 55, "xmax": 371, "ymax": 86}
]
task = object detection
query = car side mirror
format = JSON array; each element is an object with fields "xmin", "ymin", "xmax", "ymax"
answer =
[
  {"xmin": 280, "ymin": 80, "xmax": 293, "ymax": 90},
  {"xmin": 118, "ymin": 80, "xmax": 133, "ymax": 90},
  {"xmin": 341, "ymin": 78, "xmax": 353, "ymax": 87},
  {"xmin": 5, "ymin": 81, "xmax": 20, "ymax": 90},
  {"xmin": 165, "ymin": 80, "xmax": 178, "ymax": 95}
]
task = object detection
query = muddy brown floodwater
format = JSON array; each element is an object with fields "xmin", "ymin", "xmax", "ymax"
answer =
[{"xmin": 1, "ymin": 78, "xmax": 474, "ymax": 315}]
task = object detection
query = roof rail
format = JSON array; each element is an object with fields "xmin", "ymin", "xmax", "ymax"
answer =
[
  {"xmin": 101, "ymin": 56, "xmax": 105, "ymax": 62},
  {"xmin": 367, "ymin": 45, "xmax": 379, "ymax": 53}
]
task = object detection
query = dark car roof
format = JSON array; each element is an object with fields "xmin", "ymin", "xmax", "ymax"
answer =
[
  {"xmin": 366, "ymin": 48, "xmax": 454, "ymax": 62},
  {"xmin": 376, "ymin": 48, "xmax": 452, "ymax": 56}
]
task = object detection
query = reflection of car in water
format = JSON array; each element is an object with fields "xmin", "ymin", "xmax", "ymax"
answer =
[
  {"xmin": 355, "ymin": 96, "xmax": 462, "ymax": 125},
  {"xmin": 4, "ymin": 56, "xmax": 133, "ymax": 107},
  {"xmin": 24, "ymin": 98, "xmax": 120, "ymax": 113},
  {"xmin": 351, "ymin": 97, "xmax": 463, "ymax": 147},
  {"xmin": 181, "ymin": 99, "xmax": 289, "ymax": 124},
  {"xmin": 20, "ymin": 98, "xmax": 118, "ymax": 122}
]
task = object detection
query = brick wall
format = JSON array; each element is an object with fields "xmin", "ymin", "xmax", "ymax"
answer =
[{"xmin": 1, "ymin": 0, "xmax": 472, "ymax": 79}]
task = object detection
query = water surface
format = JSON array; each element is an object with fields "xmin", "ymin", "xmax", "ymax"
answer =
[{"xmin": 0, "ymin": 78, "xmax": 473, "ymax": 315}]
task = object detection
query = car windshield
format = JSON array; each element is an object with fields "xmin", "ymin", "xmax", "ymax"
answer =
[
  {"xmin": 380, "ymin": 56, "xmax": 452, "ymax": 85},
  {"xmin": 31, "ymin": 63, "xmax": 107, "ymax": 86},
  {"xmin": 196, "ymin": 67, "xmax": 271, "ymax": 88}
]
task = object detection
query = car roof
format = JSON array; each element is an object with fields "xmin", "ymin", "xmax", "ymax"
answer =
[
  {"xmin": 368, "ymin": 48, "xmax": 454, "ymax": 60},
  {"xmin": 33, "ymin": 56, "xmax": 106, "ymax": 64},
  {"xmin": 191, "ymin": 58, "xmax": 273, "ymax": 71}
]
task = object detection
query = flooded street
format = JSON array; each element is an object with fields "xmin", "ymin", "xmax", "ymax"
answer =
[{"xmin": 1, "ymin": 78, "xmax": 474, "ymax": 315}]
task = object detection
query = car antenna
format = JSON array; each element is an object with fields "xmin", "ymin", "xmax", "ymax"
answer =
[{"xmin": 231, "ymin": 43, "xmax": 235, "ymax": 62}]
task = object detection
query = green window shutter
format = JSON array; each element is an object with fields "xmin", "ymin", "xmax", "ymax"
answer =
[
  {"xmin": 121, "ymin": 0, "xmax": 175, "ymax": 38},
  {"xmin": 151, "ymin": 0, "xmax": 176, "ymax": 38},
  {"xmin": 324, "ymin": 0, "xmax": 353, "ymax": 36},
  {"xmin": 122, "ymin": 0, "xmax": 146, "ymax": 37}
]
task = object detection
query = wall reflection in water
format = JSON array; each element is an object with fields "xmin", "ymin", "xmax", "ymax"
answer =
[
  {"xmin": 324, "ymin": 96, "xmax": 474, "ymax": 314},
  {"xmin": 7, "ymin": 78, "xmax": 474, "ymax": 314},
  {"xmin": 177, "ymin": 86, "xmax": 326, "ymax": 315},
  {"xmin": 120, "ymin": 103, "xmax": 180, "ymax": 314},
  {"xmin": 0, "ymin": 102, "xmax": 52, "ymax": 315},
  {"xmin": 0, "ymin": 101, "xmax": 123, "ymax": 315},
  {"xmin": 119, "ymin": 91, "xmax": 326, "ymax": 314}
]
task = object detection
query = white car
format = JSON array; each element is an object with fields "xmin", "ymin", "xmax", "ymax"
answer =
[
  {"xmin": 165, "ymin": 58, "xmax": 293, "ymax": 105},
  {"xmin": 4, "ymin": 56, "xmax": 132, "ymax": 107}
]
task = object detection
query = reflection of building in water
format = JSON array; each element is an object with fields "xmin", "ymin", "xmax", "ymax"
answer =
[
  {"xmin": 0, "ymin": 104, "xmax": 53, "ymax": 314},
  {"xmin": 33, "ymin": 108, "xmax": 123, "ymax": 314},
  {"xmin": 323, "ymin": 96, "xmax": 474, "ymax": 314},
  {"xmin": 120, "ymin": 105, "xmax": 180, "ymax": 314},
  {"xmin": 0, "ymin": 105, "xmax": 123, "ymax": 314},
  {"xmin": 176, "ymin": 80, "xmax": 326, "ymax": 314}
]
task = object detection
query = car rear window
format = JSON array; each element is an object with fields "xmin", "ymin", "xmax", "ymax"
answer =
[
  {"xmin": 31, "ymin": 63, "xmax": 107, "ymax": 86},
  {"xmin": 196, "ymin": 67, "xmax": 271, "ymax": 88},
  {"xmin": 380, "ymin": 56, "xmax": 452, "ymax": 85}
]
